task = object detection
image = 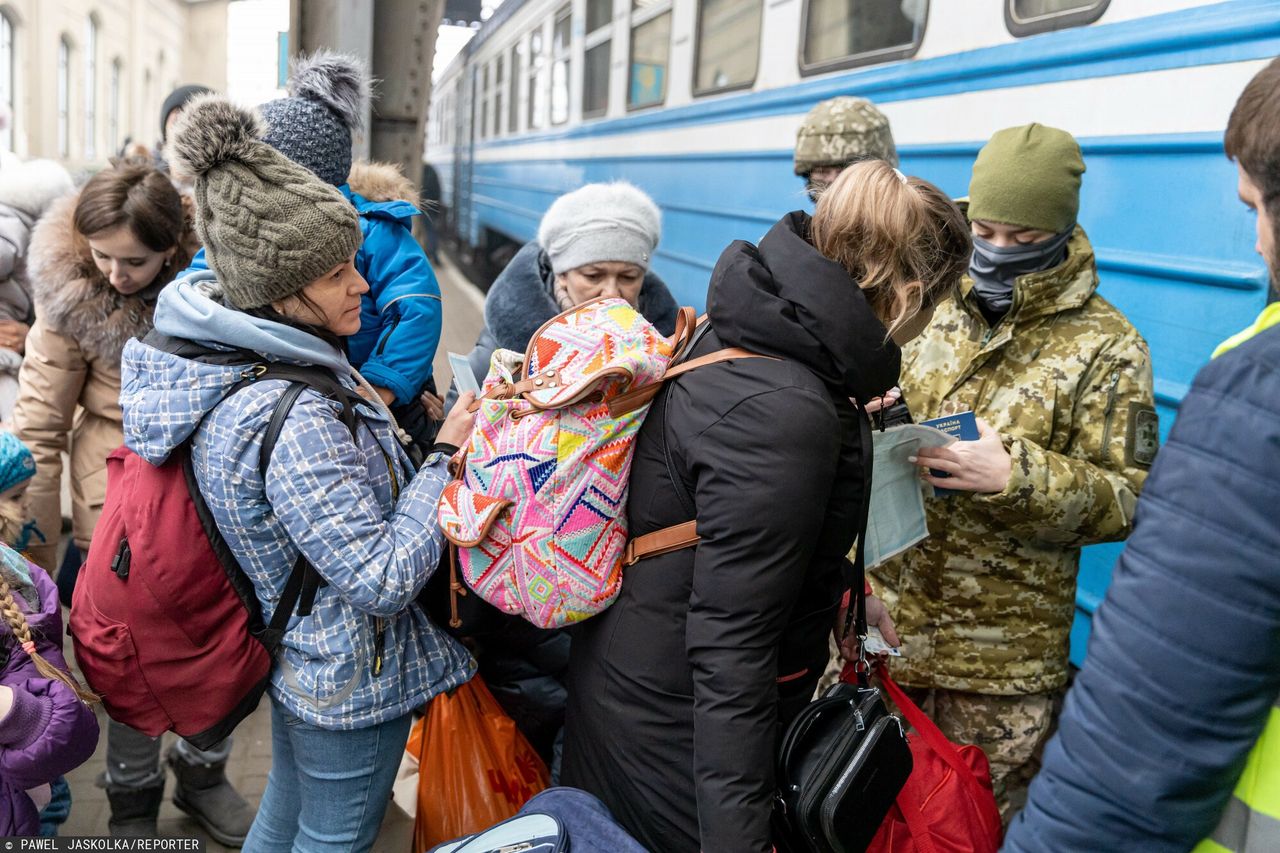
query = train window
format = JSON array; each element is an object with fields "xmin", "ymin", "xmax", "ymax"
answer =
[
  {"xmin": 555, "ymin": 7, "xmax": 572, "ymax": 52},
  {"xmin": 1006, "ymin": 0, "xmax": 1108, "ymax": 36},
  {"xmin": 528, "ymin": 29, "xmax": 546, "ymax": 130},
  {"xmin": 800, "ymin": 0, "xmax": 926, "ymax": 75},
  {"xmin": 629, "ymin": 10, "xmax": 670, "ymax": 110},
  {"xmin": 587, "ymin": 0, "xmax": 613, "ymax": 34},
  {"xmin": 693, "ymin": 0, "xmax": 762, "ymax": 96},
  {"xmin": 495, "ymin": 55, "xmax": 505, "ymax": 135},
  {"xmin": 509, "ymin": 44, "xmax": 521, "ymax": 132},
  {"xmin": 584, "ymin": 41, "xmax": 610, "ymax": 117},
  {"xmin": 552, "ymin": 6, "xmax": 571, "ymax": 125}
]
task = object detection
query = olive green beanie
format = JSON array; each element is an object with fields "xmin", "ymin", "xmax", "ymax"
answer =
[
  {"xmin": 967, "ymin": 123, "xmax": 1085, "ymax": 233},
  {"xmin": 168, "ymin": 94, "xmax": 361, "ymax": 310}
]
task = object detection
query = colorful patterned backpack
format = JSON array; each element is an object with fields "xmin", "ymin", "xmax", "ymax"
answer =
[{"xmin": 437, "ymin": 297, "xmax": 758, "ymax": 629}]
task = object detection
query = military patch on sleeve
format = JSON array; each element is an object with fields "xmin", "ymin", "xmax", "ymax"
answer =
[{"xmin": 1125, "ymin": 402, "xmax": 1159, "ymax": 468}]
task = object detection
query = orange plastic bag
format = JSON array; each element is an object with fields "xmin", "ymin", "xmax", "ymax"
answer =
[{"xmin": 409, "ymin": 675, "xmax": 550, "ymax": 850}]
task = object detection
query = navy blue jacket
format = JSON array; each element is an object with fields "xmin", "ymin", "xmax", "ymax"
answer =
[
  {"xmin": 1002, "ymin": 325, "xmax": 1280, "ymax": 852},
  {"xmin": 185, "ymin": 185, "xmax": 442, "ymax": 406}
]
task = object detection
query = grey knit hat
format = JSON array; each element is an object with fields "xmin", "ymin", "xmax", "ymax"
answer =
[
  {"xmin": 537, "ymin": 182, "xmax": 662, "ymax": 276},
  {"xmin": 169, "ymin": 95, "xmax": 362, "ymax": 310},
  {"xmin": 259, "ymin": 52, "xmax": 370, "ymax": 187}
]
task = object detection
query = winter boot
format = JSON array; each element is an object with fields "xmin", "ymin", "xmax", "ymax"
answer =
[
  {"xmin": 166, "ymin": 745, "xmax": 255, "ymax": 847},
  {"xmin": 101, "ymin": 777, "xmax": 165, "ymax": 838}
]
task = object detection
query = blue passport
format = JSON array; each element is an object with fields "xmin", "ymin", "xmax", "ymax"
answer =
[{"xmin": 920, "ymin": 411, "xmax": 978, "ymax": 496}]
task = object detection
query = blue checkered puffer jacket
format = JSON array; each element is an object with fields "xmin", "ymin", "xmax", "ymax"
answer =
[{"xmin": 120, "ymin": 274, "xmax": 473, "ymax": 730}]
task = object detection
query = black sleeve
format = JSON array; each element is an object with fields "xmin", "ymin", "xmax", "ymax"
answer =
[{"xmin": 683, "ymin": 386, "xmax": 841, "ymax": 853}]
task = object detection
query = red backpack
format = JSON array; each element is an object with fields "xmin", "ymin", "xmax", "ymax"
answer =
[{"xmin": 70, "ymin": 334, "xmax": 359, "ymax": 750}]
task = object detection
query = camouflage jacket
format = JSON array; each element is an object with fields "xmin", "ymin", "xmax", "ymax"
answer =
[{"xmin": 871, "ymin": 228, "xmax": 1157, "ymax": 695}]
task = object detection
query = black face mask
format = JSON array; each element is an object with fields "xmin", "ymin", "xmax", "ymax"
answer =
[{"xmin": 968, "ymin": 227, "xmax": 1073, "ymax": 316}]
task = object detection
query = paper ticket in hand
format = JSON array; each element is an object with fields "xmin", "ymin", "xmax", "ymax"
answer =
[
  {"xmin": 864, "ymin": 626, "xmax": 902, "ymax": 658},
  {"xmin": 448, "ymin": 352, "xmax": 481, "ymax": 397}
]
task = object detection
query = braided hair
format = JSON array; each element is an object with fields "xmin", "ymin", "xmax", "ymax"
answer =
[{"xmin": 0, "ymin": 574, "xmax": 98, "ymax": 705}]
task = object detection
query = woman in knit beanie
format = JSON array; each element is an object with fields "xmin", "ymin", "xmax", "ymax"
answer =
[
  {"xmin": 867, "ymin": 122, "xmax": 1158, "ymax": 822},
  {"xmin": 119, "ymin": 95, "xmax": 477, "ymax": 850},
  {"xmin": 454, "ymin": 181, "xmax": 678, "ymax": 406},
  {"xmin": 440, "ymin": 181, "xmax": 677, "ymax": 769}
]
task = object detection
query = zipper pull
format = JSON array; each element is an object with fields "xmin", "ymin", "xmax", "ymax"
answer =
[
  {"xmin": 372, "ymin": 618, "xmax": 386, "ymax": 677},
  {"xmin": 1099, "ymin": 370, "xmax": 1123, "ymax": 452}
]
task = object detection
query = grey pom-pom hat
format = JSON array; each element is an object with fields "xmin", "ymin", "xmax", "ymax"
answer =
[
  {"xmin": 259, "ymin": 51, "xmax": 372, "ymax": 186},
  {"xmin": 537, "ymin": 182, "xmax": 662, "ymax": 276}
]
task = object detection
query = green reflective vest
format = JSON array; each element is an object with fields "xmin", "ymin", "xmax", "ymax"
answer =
[
  {"xmin": 1213, "ymin": 302, "xmax": 1280, "ymax": 358},
  {"xmin": 1195, "ymin": 308, "xmax": 1280, "ymax": 852},
  {"xmin": 1195, "ymin": 702, "xmax": 1280, "ymax": 852}
]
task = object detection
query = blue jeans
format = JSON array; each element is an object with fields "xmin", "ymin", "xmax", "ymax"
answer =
[{"xmin": 244, "ymin": 699, "xmax": 412, "ymax": 853}]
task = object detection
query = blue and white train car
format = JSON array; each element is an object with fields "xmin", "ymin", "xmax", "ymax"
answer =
[{"xmin": 426, "ymin": 0, "xmax": 1280, "ymax": 664}]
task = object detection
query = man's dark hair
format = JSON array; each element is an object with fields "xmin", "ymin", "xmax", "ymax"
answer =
[
  {"xmin": 1227, "ymin": 57, "xmax": 1280, "ymax": 205},
  {"xmin": 1226, "ymin": 57, "xmax": 1280, "ymax": 287}
]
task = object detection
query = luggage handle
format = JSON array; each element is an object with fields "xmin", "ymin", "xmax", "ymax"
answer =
[{"xmin": 878, "ymin": 669, "xmax": 993, "ymax": 806}]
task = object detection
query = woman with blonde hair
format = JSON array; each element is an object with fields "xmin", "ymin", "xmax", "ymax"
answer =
[{"xmin": 561, "ymin": 160, "xmax": 972, "ymax": 853}]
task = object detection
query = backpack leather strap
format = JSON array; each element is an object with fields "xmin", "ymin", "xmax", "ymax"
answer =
[
  {"xmin": 623, "ymin": 520, "xmax": 700, "ymax": 567},
  {"xmin": 608, "ymin": 347, "xmax": 776, "ymax": 418},
  {"xmin": 622, "ymin": 323, "xmax": 777, "ymax": 563}
]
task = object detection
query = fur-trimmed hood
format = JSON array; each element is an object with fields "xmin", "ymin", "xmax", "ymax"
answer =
[
  {"xmin": 347, "ymin": 160, "xmax": 418, "ymax": 206},
  {"xmin": 26, "ymin": 190, "xmax": 199, "ymax": 362}
]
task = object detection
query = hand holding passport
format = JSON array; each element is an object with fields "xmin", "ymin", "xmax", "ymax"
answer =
[
  {"xmin": 919, "ymin": 411, "xmax": 979, "ymax": 496},
  {"xmin": 912, "ymin": 411, "xmax": 1013, "ymax": 495}
]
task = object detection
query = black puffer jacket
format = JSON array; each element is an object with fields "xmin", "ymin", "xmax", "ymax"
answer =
[{"xmin": 561, "ymin": 212, "xmax": 901, "ymax": 853}]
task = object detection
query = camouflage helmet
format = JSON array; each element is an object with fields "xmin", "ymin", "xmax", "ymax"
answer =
[{"xmin": 794, "ymin": 96, "xmax": 898, "ymax": 176}]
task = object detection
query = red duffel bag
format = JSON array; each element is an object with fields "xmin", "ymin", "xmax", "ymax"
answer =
[{"xmin": 847, "ymin": 665, "xmax": 1003, "ymax": 853}]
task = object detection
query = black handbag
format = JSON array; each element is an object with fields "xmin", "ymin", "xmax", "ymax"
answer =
[{"xmin": 774, "ymin": 405, "xmax": 913, "ymax": 853}]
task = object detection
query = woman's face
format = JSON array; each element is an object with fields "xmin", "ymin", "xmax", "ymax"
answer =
[
  {"xmin": 274, "ymin": 255, "xmax": 369, "ymax": 336},
  {"xmin": 87, "ymin": 226, "xmax": 176, "ymax": 295},
  {"xmin": 970, "ymin": 219, "xmax": 1056, "ymax": 248},
  {"xmin": 558, "ymin": 262, "xmax": 646, "ymax": 307}
]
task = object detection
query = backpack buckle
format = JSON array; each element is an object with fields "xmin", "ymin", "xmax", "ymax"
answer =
[
  {"xmin": 111, "ymin": 540, "xmax": 132, "ymax": 579},
  {"xmin": 240, "ymin": 364, "xmax": 268, "ymax": 381}
]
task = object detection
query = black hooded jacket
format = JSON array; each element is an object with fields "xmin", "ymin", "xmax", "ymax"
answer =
[{"xmin": 561, "ymin": 212, "xmax": 901, "ymax": 853}]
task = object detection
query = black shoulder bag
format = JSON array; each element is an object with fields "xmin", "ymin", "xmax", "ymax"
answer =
[{"xmin": 773, "ymin": 401, "xmax": 913, "ymax": 853}]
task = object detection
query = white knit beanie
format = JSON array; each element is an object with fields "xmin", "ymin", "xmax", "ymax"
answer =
[{"xmin": 537, "ymin": 182, "xmax": 662, "ymax": 275}]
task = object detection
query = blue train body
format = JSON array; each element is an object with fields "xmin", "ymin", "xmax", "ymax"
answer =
[{"xmin": 427, "ymin": 0, "xmax": 1280, "ymax": 665}]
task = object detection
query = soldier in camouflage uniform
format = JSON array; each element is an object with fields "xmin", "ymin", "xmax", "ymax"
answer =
[
  {"xmin": 794, "ymin": 96, "xmax": 897, "ymax": 201},
  {"xmin": 871, "ymin": 124, "xmax": 1158, "ymax": 821}
]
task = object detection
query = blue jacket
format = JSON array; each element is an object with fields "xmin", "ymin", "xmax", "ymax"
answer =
[
  {"xmin": 1002, "ymin": 325, "xmax": 1280, "ymax": 852},
  {"xmin": 120, "ymin": 272, "xmax": 473, "ymax": 730},
  {"xmin": 184, "ymin": 184, "xmax": 442, "ymax": 406}
]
